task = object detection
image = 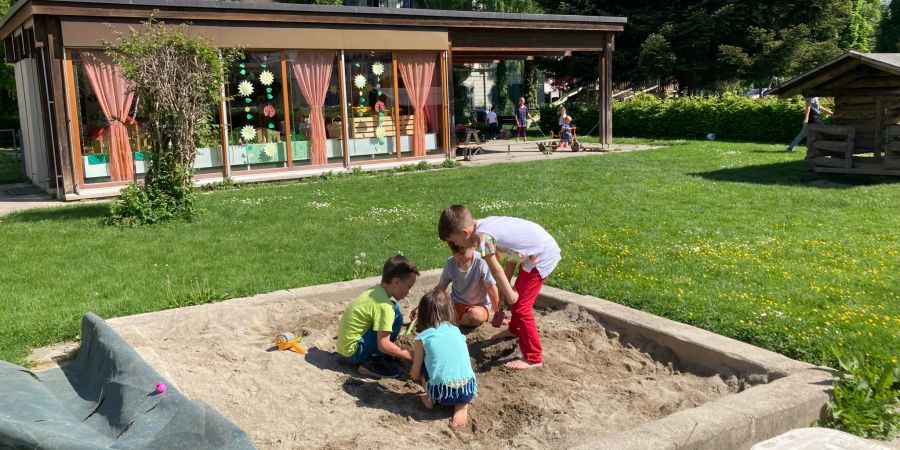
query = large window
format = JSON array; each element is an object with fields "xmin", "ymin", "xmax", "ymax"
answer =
[
  {"xmin": 345, "ymin": 52, "xmax": 396, "ymax": 162},
  {"xmin": 72, "ymin": 51, "xmax": 141, "ymax": 184},
  {"xmin": 286, "ymin": 51, "xmax": 343, "ymax": 166},
  {"xmin": 226, "ymin": 52, "xmax": 288, "ymax": 172},
  {"xmin": 396, "ymin": 51, "xmax": 444, "ymax": 158}
]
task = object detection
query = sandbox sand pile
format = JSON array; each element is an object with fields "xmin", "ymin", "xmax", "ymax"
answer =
[{"xmin": 106, "ymin": 281, "xmax": 736, "ymax": 449}]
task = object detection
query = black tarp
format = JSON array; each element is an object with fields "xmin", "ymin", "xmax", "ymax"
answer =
[{"xmin": 0, "ymin": 312, "xmax": 254, "ymax": 449}]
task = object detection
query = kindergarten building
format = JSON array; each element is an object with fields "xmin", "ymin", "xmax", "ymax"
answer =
[{"xmin": 0, "ymin": 0, "xmax": 625, "ymax": 199}]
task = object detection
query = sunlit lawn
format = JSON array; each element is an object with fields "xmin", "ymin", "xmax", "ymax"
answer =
[{"xmin": 1, "ymin": 139, "xmax": 897, "ymax": 368}]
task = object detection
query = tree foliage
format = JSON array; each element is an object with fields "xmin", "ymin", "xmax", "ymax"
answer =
[
  {"xmin": 535, "ymin": 0, "xmax": 882, "ymax": 93},
  {"xmin": 103, "ymin": 16, "xmax": 241, "ymax": 226},
  {"xmin": 877, "ymin": 0, "xmax": 900, "ymax": 52}
]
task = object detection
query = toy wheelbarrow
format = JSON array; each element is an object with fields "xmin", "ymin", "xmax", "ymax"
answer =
[{"xmin": 275, "ymin": 332, "xmax": 306, "ymax": 354}]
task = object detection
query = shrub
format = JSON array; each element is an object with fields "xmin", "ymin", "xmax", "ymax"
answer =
[
  {"xmin": 107, "ymin": 182, "xmax": 196, "ymax": 227},
  {"xmin": 820, "ymin": 349, "xmax": 900, "ymax": 439},
  {"xmin": 542, "ymin": 94, "xmax": 808, "ymax": 143}
]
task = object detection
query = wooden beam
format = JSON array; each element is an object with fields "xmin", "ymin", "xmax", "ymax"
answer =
[
  {"xmin": 806, "ymin": 88, "xmax": 900, "ymax": 97},
  {"xmin": 64, "ymin": 48, "xmax": 84, "ymax": 190},
  {"xmin": 281, "ymin": 51, "xmax": 293, "ymax": 167},
  {"xmin": 598, "ymin": 33, "xmax": 612, "ymax": 146},
  {"xmin": 392, "ymin": 52, "xmax": 402, "ymax": 159},
  {"xmin": 777, "ymin": 60, "xmax": 862, "ymax": 98},
  {"xmin": 338, "ymin": 50, "xmax": 349, "ymax": 168},
  {"xmin": 31, "ymin": 4, "xmax": 624, "ymax": 32}
]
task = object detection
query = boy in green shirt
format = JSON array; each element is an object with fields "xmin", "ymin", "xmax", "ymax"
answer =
[{"xmin": 337, "ymin": 254, "xmax": 419, "ymax": 378}]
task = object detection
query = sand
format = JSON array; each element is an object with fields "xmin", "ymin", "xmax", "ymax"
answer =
[{"xmin": 105, "ymin": 281, "xmax": 737, "ymax": 449}]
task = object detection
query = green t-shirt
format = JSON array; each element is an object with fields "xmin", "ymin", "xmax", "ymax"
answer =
[{"xmin": 336, "ymin": 285, "xmax": 396, "ymax": 357}]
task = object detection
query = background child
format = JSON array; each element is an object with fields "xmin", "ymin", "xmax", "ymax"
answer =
[
  {"xmin": 560, "ymin": 116, "xmax": 574, "ymax": 148},
  {"xmin": 409, "ymin": 289, "xmax": 477, "ymax": 427},
  {"xmin": 337, "ymin": 255, "xmax": 419, "ymax": 378},
  {"xmin": 414, "ymin": 242, "xmax": 499, "ymax": 328},
  {"xmin": 438, "ymin": 205, "xmax": 561, "ymax": 370}
]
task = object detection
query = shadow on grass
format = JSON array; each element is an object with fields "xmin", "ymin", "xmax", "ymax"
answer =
[
  {"xmin": 692, "ymin": 160, "xmax": 900, "ymax": 188},
  {"xmin": 5, "ymin": 202, "xmax": 109, "ymax": 223}
]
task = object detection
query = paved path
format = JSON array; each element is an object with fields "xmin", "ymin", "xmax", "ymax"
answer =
[{"xmin": 0, "ymin": 183, "xmax": 68, "ymax": 217}]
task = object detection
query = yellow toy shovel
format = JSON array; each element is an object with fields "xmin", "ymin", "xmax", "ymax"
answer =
[{"xmin": 275, "ymin": 332, "xmax": 306, "ymax": 354}]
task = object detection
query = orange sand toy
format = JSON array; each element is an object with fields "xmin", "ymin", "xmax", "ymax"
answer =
[{"xmin": 275, "ymin": 332, "xmax": 306, "ymax": 354}]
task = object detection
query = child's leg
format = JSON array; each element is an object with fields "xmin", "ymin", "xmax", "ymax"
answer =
[
  {"xmin": 419, "ymin": 366, "xmax": 435, "ymax": 409},
  {"xmin": 506, "ymin": 267, "xmax": 544, "ymax": 368},
  {"xmin": 349, "ymin": 329, "xmax": 378, "ymax": 365},
  {"xmin": 451, "ymin": 403, "xmax": 469, "ymax": 427}
]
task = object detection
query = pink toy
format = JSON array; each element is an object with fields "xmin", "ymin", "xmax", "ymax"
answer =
[
  {"xmin": 491, "ymin": 310, "xmax": 506, "ymax": 328},
  {"xmin": 155, "ymin": 381, "xmax": 167, "ymax": 394}
]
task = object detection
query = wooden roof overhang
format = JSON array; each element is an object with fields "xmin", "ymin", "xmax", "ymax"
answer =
[
  {"xmin": 770, "ymin": 51, "xmax": 900, "ymax": 99},
  {"xmin": 0, "ymin": 0, "xmax": 625, "ymax": 57}
]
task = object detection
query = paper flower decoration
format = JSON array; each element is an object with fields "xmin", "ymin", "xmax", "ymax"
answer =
[
  {"xmin": 263, "ymin": 105, "xmax": 276, "ymax": 118},
  {"xmin": 259, "ymin": 70, "xmax": 275, "ymax": 86},
  {"xmin": 244, "ymin": 107, "xmax": 251, "ymax": 112},
  {"xmin": 238, "ymin": 80, "xmax": 254, "ymax": 97},
  {"xmin": 264, "ymin": 143, "xmax": 277, "ymax": 158},
  {"xmin": 374, "ymin": 101, "xmax": 385, "ymax": 113},
  {"xmin": 375, "ymin": 126, "xmax": 386, "ymax": 139},
  {"xmin": 372, "ymin": 62, "xmax": 385, "ymax": 76},
  {"xmin": 353, "ymin": 74, "xmax": 367, "ymax": 89},
  {"xmin": 240, "ymin": 125, "xmax": 256, "ymax": 142}
]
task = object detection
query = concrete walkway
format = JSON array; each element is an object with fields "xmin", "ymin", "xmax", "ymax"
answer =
[{"xmin": 0, "ymin": 183, "xmax": 68, "ymax": 217}]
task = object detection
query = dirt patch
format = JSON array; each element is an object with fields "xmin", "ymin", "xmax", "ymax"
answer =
[{"xmin": 104, "ymin": 286, "xmax": 737, "ymax": 449}]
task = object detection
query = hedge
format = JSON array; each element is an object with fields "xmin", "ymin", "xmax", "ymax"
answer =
[{"xmin": 539, "ymin": 93, "xmax": 810, "ymax": 143}]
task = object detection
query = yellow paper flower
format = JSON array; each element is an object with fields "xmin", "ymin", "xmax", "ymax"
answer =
[
  {"xmin": 240, "ymin": 125, "xmax": 256, "ymax": 142},
  {"xmin": 264, "ymin": 143, "xmax": 277, "ymax": 157},
  {"xmin": 375, "ymin": 126, "xmax": 386, "ymax": 139},
  {"xmin": 238, "ymin": 80, "xmax": 254, "ymax": 97},
  {"xmin": 259, "ymin": 70, "xmax": 275, "ymax": 86},
  {"xmin": 353, "ymin": 74, "xmax": 367, "ymax": 89},
  {"xmin": 372, "ymin": 62, "xmax": 385, "ymax": 76}
]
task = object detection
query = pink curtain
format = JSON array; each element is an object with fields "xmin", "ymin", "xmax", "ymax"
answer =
[
  {"xmin": 291, "ymin": 51, "xmax": 334, "ymax": 166},
  {"xmin": 397, "ymin": 53, "xmax": 436, "ymax": 157},
  {"xmin": 83, "ymin": 53, "xmax": 135, "ymax": 181}
]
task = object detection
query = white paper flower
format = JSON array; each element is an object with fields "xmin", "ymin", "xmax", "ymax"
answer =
[
  {"xmin": 371, "ymin": 62, "xmax": 385, "ymax": 76},
  {"xmin": 238, "ymin": 80, "xmax": 254, "ymax": 97},
  {"xmin": 240, "ymin": 125, "xmax": 256, "ymax": 142},
  {"xmin": 353, "ymin": 74, "xmax": 367, "ymax": 89},
  {"xmin": 264, "ymin": 143, "xmax": 277, "ymax": 157},
  {"xmin": 259, "ymin": 70, "xmax": 275, "ymax": 86},
  {"xmin": 375, "ymin": 126, "xmax": 386, "ymax": 139}
]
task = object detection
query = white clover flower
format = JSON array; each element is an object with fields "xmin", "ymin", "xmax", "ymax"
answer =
[
  {"xmin": 259, "ymin": 70, "xmax": 275, "ymax": 86},
  {"xmin": 360, "ymin": 252, "xmax": 366, "ymax": 258},
  {"xmin": 353, "ymin": 74, "xmax": 367, "ymax": 89},
  {"xmin": 237, "ymin": 80, "xmax": 254, "ymax": 97},
  {"xmin": 355, "ymin": 260, "xmax": 362, "ymax": 265},
  {"xmin": 371, "ymin": 62, "xmax": 385, "ymax": 76},
  {"xmin": 240, "ymin": 125, "xmax": 256, "ymax": 142}
]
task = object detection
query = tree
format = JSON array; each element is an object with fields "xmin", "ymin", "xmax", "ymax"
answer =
[
  {"xmin": 877, "ymin": 0, "xmax": 900, "ymax": 52},
  {"xmin": 535, "ymin": 0, "xmax": 859, "ymax": 93},
  {"xmin": 495, "ymin": 61, "xmax": 513, "ymax": 114},
  {"xmin": 840, "ymin": 0, "xmax": 881, "ymax": 52},
  {"xmin": 103, "ymin": 17, "xmax": 241, "ymax": 226}
]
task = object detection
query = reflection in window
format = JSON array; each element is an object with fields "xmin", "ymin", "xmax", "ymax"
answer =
[
  {"xmin": 345, "ymin": 52, "xmax": 396, "ymax": 162},
  {"xmin": 226, "ymin": 52, "xmax": 287, "ymax": 171},
  {"xmin": 286, "ymin": 51, "xmax": 343, "ymax": 166},
  {"xmin": 73, "ymin": 51, "xmax": 141, "ymax": 183},
  {"xmin": 397, "ymin": 52, "xmax": 443, "ymax": 157}
]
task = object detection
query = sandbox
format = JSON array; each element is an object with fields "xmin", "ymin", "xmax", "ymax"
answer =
[{"xmin": 39, "ymin": 270, "xmax": 831, "ymax": 449}]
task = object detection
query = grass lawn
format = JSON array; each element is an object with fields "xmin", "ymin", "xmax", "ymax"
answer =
[
  {"xmin": 0, "ymin": 139, "xmax": 898, "ymax": 368},
  {"xmin": 0, "ymin": 148, "xmax": 24, "ymax": 185}
]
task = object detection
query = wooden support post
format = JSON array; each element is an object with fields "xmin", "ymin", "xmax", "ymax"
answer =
[
  {"xmin": 338, "ymin": 50, "xmax": 350, "ymax": 168},
  {"xmin": 281, "ymin": 51, "xmax": 293, "ymax": 167},
  {"xmin": 874, "ymin": 98, "xmax": 884, "ymax": 160},
  {"xmin": 392, "ymin": 52, "xmax": 402, "ymax": 160},
  {"xmin": 598, "ymin": 33, "xmax": 613, "ymax": 148},
  {"xmin": 34, "ymin": 17, "xmax": 74, "ymax": 196},
  {"xmin": 63, "ymin": 49, "xmax": 84, "ymax": 191}
]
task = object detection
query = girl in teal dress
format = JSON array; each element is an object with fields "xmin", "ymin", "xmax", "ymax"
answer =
[{"xmin": 410, "ymin": 289, "xmax": 478, "ymax": 427}]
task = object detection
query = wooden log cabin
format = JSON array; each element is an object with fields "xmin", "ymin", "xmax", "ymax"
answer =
[
  {"xmin": 0, "ymin": 0, "xmax": 625, "ymax": 199},
  {"xmin": 771, "ymin": 51, "xmax": 900, "ymax": 176}
]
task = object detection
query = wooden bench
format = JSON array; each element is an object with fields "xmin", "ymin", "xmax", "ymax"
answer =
[{"xmin": 350, "ymin": 115, "xmax": 413, "ymax": 139}]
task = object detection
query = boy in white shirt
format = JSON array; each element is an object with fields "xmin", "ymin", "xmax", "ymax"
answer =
[{"xmin": 438, "ymin": 205, "xmax": 561, "ymax": 370}]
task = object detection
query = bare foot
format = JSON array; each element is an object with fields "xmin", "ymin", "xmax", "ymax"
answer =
[
  {"xmin": 451, "ymin": 404, "xmax": 468, "ymax": 427},
  {"xmin": 490, "ymin": 329, "xmax": 515, "ymax": 340},
  {"xmin": 505, "ymin": 359, "xmax": 543, "ymax": 370},
  {"xmin": 420, "ymin": 394, "xmax": 435, "ymax": 410}
]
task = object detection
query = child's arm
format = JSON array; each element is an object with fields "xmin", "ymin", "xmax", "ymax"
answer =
[
  {"xmin": 487, "ymin": 283, "xmax": 500, "ymax": 313},
  {"xmin": 410, "ymin": 340, "xmax": 425, "ymax": 382},
  {"xmin": 376, "ymin": 331, "xmax": 413, "ymax": 361},
  {"xmin": 483, "ymin": 253, "xmax": 518, "ymax": 305}
]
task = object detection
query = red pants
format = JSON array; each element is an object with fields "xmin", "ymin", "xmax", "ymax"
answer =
[{"xmin": 510, "ymin": 267, "xmax": 544, "ymax": 364}]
